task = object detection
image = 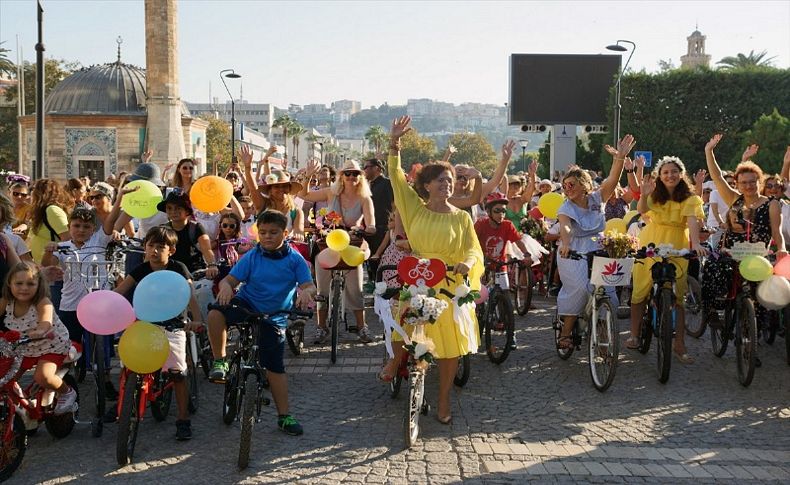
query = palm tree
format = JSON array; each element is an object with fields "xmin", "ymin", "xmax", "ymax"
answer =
[
  {"xmin": 290, "ymin": 123, "xmax": 307, "ymax": 167},
  {"xmin": 717, "ymin": 50, "xmax": 776, "ymax": 69},
  {"xmin": 272, "ymin": 114, "xmax": 293, "ymax": 167},
  {"xmin": 306, "ymin": 132, "xmax": 322, "ymax": 163},
  {"xmin": 364, "ymin": 125, "xmax": 387, "ymax": 154},
  {"xmin": 0, "ymin": 42, "xmax": 15, "ymax": 76},
  {"xmin": 323, "ymin": 143, "xmax": 339, "ymax": 168}
]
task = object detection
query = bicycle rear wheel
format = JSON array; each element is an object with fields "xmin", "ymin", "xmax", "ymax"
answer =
[
  {"xmin": 330, "ymin": 278, "xmax": 341, "ymax": 364},
  {"xmin": 116, "ymin": 372, "xmax": 141, "ymax": 466},
  {"xmin": 403, "ymin": 370, "xmax": 425, "ymax": 449},
  {"xmin": 222, "ymin": 356, "xmax": 242, "ymax": 425},
  {"xmin": 238, "ymin": 373, "xmax": 258, "ymax": 469},
  {"xmin": 514, "ymin": 263, "xmax": 533, "ymax": 316},
  {"xmin": 186, "ymin": 347, "xmax": 199, "ymax": 415},
  {"xmin": 589, "ymin": 298, "xmax": 619, "ymax": 392},
  {"xmin": 657, "ymin": 289, "xmax": 674, "ymax": 384},
  {"xmin": 485, "ymin": 291, "xmax": 515, "ymax": 364},
  {"xmin": 684, "ymin": 276, "xmax": 706, "ymax": 338},
  {"xmin": 735, "ymin": 297, "xmax": 757, "ymax": 387},
  {"xmin": 454, "ymin": 353, "xmax": 470, "ymax": 387}
]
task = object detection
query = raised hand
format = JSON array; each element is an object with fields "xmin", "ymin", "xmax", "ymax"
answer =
[
  {"xmin": 615, "ymin": 134, "xmax": 636, "ymax": 159},
  {"xmin": 266, "ymin": 145, "xmax": 278, "ymax": 157},
  {"xmin": 635, "ymin": 155, "xmax": 646, "ymax": 170},
  {"xmin": 741, "ymin": 143, "xmax": 759, "ymax": 162},
  {"xmin": 142, "ymin": 149, "xmax": 153, "ymax": 163},
  {"xmin": 640, "ymin": 174, "xmax": 656, "ymax": 197},
  {"xmin": 240, "ymin": 144, "xmax": 253, "ymax": 169},
  {"xmin": 603, "ymin": 144, "xmax": 618, "ymax": 157},
  {"xmin": 624, "ymin": 157, "xmax": 635, "ymax": 171},
  {"xmin": 501, "ymin": 140, "xmax": 516, "ymax": 162},
  {"xmin": 306, "ymin": 157, "xmax": 321, "ymax": 176},
  {"xmin": 390, "ymin": 116, "xmax": 412, "ymax": 140},
  {"xmin": 465, "ymin": 167, "xmax": 481, "ymax": 179},
  {"xmin": 528, "ymin": 159, "xmax": 538, "ymax": 175},
  {"xmin": 694, "ymin": 169, "xmax": 707, "ymax": 187},
  {"xmin": 705, "ymin": 134, "xmax": 723, "ymax": 153}
]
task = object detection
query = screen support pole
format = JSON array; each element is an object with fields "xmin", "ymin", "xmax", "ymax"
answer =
[{"xmin": 550, "ymin": 125, "xmax": 576, "ymax": 179}]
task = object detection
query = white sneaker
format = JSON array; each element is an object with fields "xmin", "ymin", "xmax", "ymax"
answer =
[{"xmin": 54, "ymin": 387, "xmax": 77, "ymax": 415}]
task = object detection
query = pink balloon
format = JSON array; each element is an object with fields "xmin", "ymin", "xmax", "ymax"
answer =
[
  {"xmin": 775, "ymin": 254, "xmax": 790, "ymax": 278},
  {"xmin": 316, "ymin": 247, "xmax": 341, "ymax": 269},
  {"xmin": 76, "ymin": 290, "xmax": 137, "ymax": 336},
  {"xmin": 474, "ymin": 285, "xmax": 490, "ymax": 305}
]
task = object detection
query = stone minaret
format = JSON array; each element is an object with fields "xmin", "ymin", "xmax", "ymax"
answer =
[
  {"xmin": 680, "ymin": 29, "xmax": 711, "ymax": 69},
  {"xmin": 144, "ymin": 0, "xmax": 185, "ymax": 164}
]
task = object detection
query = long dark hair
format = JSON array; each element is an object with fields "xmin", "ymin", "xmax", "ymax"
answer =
[
  {"xmin": 650, "ymin": 157, "xmax": 694, "ymax": 205},
  {"xmin": 30, "ymin": 179, "xmax": 73, "ymax": 233},
  {"xmin": 415, "ymin": 161, "xmax": 455, "ymax": 200}
]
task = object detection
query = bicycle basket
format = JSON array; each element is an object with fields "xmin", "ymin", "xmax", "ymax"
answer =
[
  {"xmin": 590, "ymin": 256, "xmax": 635, "ymax": 287},
  {"xmin": 315, "ymin": 236, "xmax": 367, "ymax": 271},
  {"xmin": 0, "ymin": 341, "xmax": 21, "ymax": 388}
]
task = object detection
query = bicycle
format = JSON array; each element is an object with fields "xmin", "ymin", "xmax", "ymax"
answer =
[
  {"xmin": 115, "ymin": 318, "xmax": 201, "ymax": 465},
  {"xmin": 0, "ymin": 331, "xmax": 80, "ymax": 481},
  {"xmin": 207, "ymin": 302, "xmax": 312, "ymax": 469},
  {"xmin": 634, "ymin": 246, "xmax": 696, "ymax": 384},
  {"xmin": 56, "ymin": 239, "xmax": 143, "ymax": 437},
  {"xmin": 477, "ymin": 258, "xmax": 516, "ymax": 364},
  {"xmin": 553, "ymin": 249, "xmax": 625, "ymax": 392},
  {"xmin": 705, "ymin": 253, "xmax": 759, "ymax": 387},
  {"xmin": 508, "ymin": 258, "xmax": 534, "ymax": 316}
]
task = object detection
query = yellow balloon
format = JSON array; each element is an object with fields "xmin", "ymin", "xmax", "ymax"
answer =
[
  {"xmin": 121, "ymin": 180, "xmax": 163, "ymax": 219},
  {"xmin": 326, "ymin": 229, "xmax": 351, "ymax": 252},
  {"xmin": 247, "ymin": 223, "xmax": 258, "ymax": 241},
  {"xmin": 605, "ymin": 218, "xmax": 627, "ymax": 234},
  {"xmin": 623, "ymin": 210, "xmax": 639, "ymax": 225},
  {"xmin": 118, "ymin": 321, "xmax": 170, "ymax": 374},
  {"xmin": 340, "ymin": 245, "xmax": 365, "ymax": 267},
  {"xmin": 537, "ymin": 192, "xmax": 564, "ymax": 219},
  {"xmin": 189, "ymin": 176, "xmax": 234, "ymax": 213},
  {"xmin": 739, "ymin": 255, "xmax": 773, "ymax": 282}
]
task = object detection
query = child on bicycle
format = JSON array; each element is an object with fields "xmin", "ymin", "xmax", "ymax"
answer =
[
  {"xmin": 113, "ymin": 226, "xmax": 204, "ymax": 440},
  {"xmin": 0, "ymin": 262, "xmax": 75, "ymax": 414},
  {"xmin": 207, "ymin": 210, "xmax": 316, "ymax": 436},
  {"xmin": 474, "ymin": 193, "xmax": 530, "ymax": 265}
]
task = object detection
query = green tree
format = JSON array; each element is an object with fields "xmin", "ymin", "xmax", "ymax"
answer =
[
  {"xmin": 447, "ymin": 132, "xmax": 497, "ymax": 175},
  {"xmin": 290, "ymin": 122, "xmax": 306, "ymax": 167},
  {"xmin": 731, "ymin": 109, "xmax": 790, "ymax": 173},
  {"xmin": 717, "ymin": 50, "xmax": 777, "ymax": 70},
  {"xmin": 400, "ymin": 129, "xmax": 437, "ymax": 170},
  {"xmin": 0, "ymin": 42, "xmax": 14, "ymax": 76},
  {"xmin": 364, "ymin": 125, "xmax": 388, "ymax": 155},
  {"xmin": 272, "ymin": 114, "xmax": 294, "ymax": 165},
  {"xmin": 200, "ymin": 115, "xmax": 232, "ymax": 174}
]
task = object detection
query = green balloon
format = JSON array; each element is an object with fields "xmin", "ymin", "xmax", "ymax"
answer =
[
  {"xmin": 739, "ymin": 255, "xmax": 772, "ymax": 282},
  {"xmin": 121, "ymin": 180, "xmax": 163, "ymax": 219}
]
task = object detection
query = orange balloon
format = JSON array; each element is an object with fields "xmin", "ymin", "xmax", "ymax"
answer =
[{"xmin": 190, "ymin": 176, "xmax": 233, "ymax": 213}]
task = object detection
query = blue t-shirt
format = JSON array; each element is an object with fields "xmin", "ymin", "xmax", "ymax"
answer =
[{"xmin": 229, "ymin": 244, "xmax": 312, "ymax": 327}]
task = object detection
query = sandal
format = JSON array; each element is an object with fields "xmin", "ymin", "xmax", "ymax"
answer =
[
  {"xmin": 557, "ymin": 336, "xmax": 573, "ymax": 350},
  {"xmin": 625, "ymin": 336, "xmax": 640, "ymax": 350},
  {"xmin": 377, "ymin": 359, "xmax": 398, "ymax": 382},
  {"xmin": 436, "ymin": 415, "xmax": 453, "ymax": 425},
  {"xmin": 673, "ymin": 349, "xmax": 694, "ymax": 364}
]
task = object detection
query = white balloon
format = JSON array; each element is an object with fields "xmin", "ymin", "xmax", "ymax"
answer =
[{"xmin": 756, "ymin": 275, "xmax": 790, "ymax": 310}]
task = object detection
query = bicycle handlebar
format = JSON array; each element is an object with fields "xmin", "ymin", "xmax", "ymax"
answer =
[{"xmin": 207, "ymin": 303, "xmax": 313, "ymax": 322}]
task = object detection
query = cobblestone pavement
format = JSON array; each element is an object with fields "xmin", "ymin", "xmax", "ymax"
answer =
[{"xmin": 7, "ymin": 294, "xmax": 790, "ymax": 484}]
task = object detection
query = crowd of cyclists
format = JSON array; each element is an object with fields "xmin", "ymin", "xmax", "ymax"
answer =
[{"xmin": 0, "ymin": 115, "xmax": 788, "ymax": 466}]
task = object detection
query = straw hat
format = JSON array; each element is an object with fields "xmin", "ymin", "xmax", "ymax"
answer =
[
  {"xmin": 260, "ymin": 170, "xmax": 302, "ymax": 194},
  {"xmin": 340, "ymin": 160, "xmax": 364, "ymax": 173}
]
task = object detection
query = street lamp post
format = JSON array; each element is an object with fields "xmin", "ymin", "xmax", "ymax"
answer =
[
  {"xmin": 519, "ymin": 140, "xmax": 529, "ymax": 173},
  {"xmin": 605, "ymin": 40, "xmax": 636, "ymax": 146},
  {"xmin": 219, "ymin": 69, "xmax": 242, "ymax": 166}
]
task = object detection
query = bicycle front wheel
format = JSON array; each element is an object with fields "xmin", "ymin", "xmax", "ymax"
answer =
[
  {"xmin": 150, "ymin": 372, "xmax": 172, "ymax": 422},
  {"xmin": 485, "ymin": 291, "xmax": 515, "ymax": 364},
  {"xmin": 638, "ymin": 302, "xmax": 653, "ymax": 355},
  {"xmin": 90, "ymin": 333, "xmax": 106, "ymax": 419},
  {"xmin": 711, "ymin": 306, "xmax": 731, "ymax": 357},
  {"xmin": 514, "ymin": 263, "xmax": 533, "ymax": 316},
  {"xmin": 238, "ymin": 373, "xmax": 258, "ymax": 469},
  {"xmin": 684, "ymin": 276, "xmax": 706, "ymax": 338},
  {"xmin": 403, "ymin": 370, "xmax": 425, "ymax": 449},
  {"xmin": 589, "ymin": 298, "xmax": 619, "ymax": 392},
  {"xmin": 454, "ymin": 353, "xmax": 470, "ymax": 387},
  {"xmin": 0, "ymin": 408, "xmax": 27, "ymax": 481},
  {"xmin": 222, "ymin": 356, "xmax": 242, "ymax": 425},
  {"xmin": 116, "ymin": 372, "xmax": 141, "ymax": 466},
  {"xmin": 330, "ymin": 278, "xmax": 342, "ymax": 364},
  {"xmin": 656, "ymin": 289, "xmax": 674, "ymax": 384},
  {"xmin": 735, "ymin": 297, "xmax": 757, "ymax": 387}
]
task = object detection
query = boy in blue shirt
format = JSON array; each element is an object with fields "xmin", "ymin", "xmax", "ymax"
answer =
[{"xmin": 207, "ymin": 210, "xmax": 316, "ymax": 435}]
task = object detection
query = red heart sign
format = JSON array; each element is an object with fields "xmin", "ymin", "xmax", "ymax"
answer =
[{"xmin": 397, "ymin": 256, "xmax": 446, "ymax": 287}]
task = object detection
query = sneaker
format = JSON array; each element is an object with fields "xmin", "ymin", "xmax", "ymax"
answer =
[
  {"xmin": 313, "ymin": 327, "xmax": 329, "ymax": 345},
  {"xmin": 104, "ymin": 381, "xmax": 119, "ymax": 401},
  {"xmin": 277, "ymin": 414, "xmax": 303, "ymax": 436},
  {"xmin": 175, "ymin": 419, "xmax": 192, "ymax": 441},
  {"xmin": 208, "ymin": 359, "xmax": 229, "ymax": 383},
  {"xmin": 54, "ymin": 387, "xmax": 78, "ymax": 415},
  {"xmin": 358, "ymin": 326, "xmax": 373, "ymax": 344}
]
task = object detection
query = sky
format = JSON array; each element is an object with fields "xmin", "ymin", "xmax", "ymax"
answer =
[{"xmin": 1, "ymin": 1, "xmax": 788, "ymax": 109}]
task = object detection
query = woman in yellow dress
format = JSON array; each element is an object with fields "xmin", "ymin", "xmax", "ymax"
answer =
[
  {"xmin": 380, "ymin": 116, "xmax": 484, "ymax": 424},
  {"xmin": 627, "ymin": 156, "xmax": 707, "ymax": 363}
]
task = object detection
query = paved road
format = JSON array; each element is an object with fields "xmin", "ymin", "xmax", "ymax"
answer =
[{"xmin": 7, "ymin": 295, "xmax": 790, "ymax": 484}]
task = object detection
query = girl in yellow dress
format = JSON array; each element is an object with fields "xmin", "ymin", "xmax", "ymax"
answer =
[
  {"xmin": 380, "ymin": 116, "xmax": 486, "ymax": 424},
  {"xmin": 627, "ymin": 156, "xmax": 707, "ymax": 363}
]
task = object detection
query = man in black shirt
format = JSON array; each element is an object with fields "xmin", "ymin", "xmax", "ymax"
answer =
[{"xmin": 362, "ymin": 157, "xmax": 393, "ymax": 285}]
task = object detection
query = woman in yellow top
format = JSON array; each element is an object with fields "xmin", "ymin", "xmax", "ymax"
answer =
[
  {"xmin": 628, "ymin": 156, "xmax": 707, "ymax": 363},
  {"xmin": 382, "ymin": 116, "xmax": 484, "ymax": 424}
]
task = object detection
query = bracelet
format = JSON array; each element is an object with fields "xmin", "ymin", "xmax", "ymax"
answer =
[
  {"xmin": 207, "ymin": 262, "xmax": 218, "ymax": 268},
  {"xmin": 625, "ymin": 168, "xmax": 634, "ymax": 174}
]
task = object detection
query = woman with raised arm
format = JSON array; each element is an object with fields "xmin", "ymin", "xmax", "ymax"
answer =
[
  {"xmin": 380, "ymin": 115, "xmax": 484, "ymax": 424},
  {"xmin": 555, "ymin": 135, "xmax": 635, "ymax": 350},
  {"xmin": 701, "ymin": 135, "xmax": 786, "ymax": 360},
  {"xmin": 626, "ymin": 155, "xmax": 708, "ymax": 363},
  {"xmin": 297, "ymin": 155, "xmax": 376, "ymax": 344}
]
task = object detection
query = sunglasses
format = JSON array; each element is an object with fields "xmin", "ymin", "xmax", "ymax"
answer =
[
  {"xmin": 343, "ymin": 171, "xmax": 360, "ymax": 177},
  {"xmin": 765, "ymin": 183, "xmax": 783, "ymax": 189},
  {"xmin": 563, "ymin": 182, "xmax": 577, "ymax": 190},
  {"xmin": 88, "ymin": 194, "xmax": 106, "ymax": 201},
  {"xmin": 221, "ymin": 223, "xmax": 237, "ymax": 229},
  {"xmin": 11, "ymin": 192, "xmax": 29, "ymax": 198},
  {"xmin": 363, "ymin": 165, "xmax": 376, "ymax": 170},
  {"xmin": 491, "ymin": 208, "xmax": 507, "ymax": 214},
  {"xmin": 181, "ymin": 166, "xmax": 194, "ymax": 171}
]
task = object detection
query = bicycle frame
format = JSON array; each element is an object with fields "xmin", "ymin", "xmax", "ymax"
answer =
[{"xmin": 116, "ymin": 368, "xmax": 173, "ymax": 422}]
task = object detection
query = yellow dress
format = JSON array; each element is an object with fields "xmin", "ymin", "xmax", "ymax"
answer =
[
  {"xmin": 388, "ymin": 155, "xmax": 484, "ymax": 358},
  {"xmin": 631, "ymin": 194, "xmax": 704, "ymax": 303}
]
